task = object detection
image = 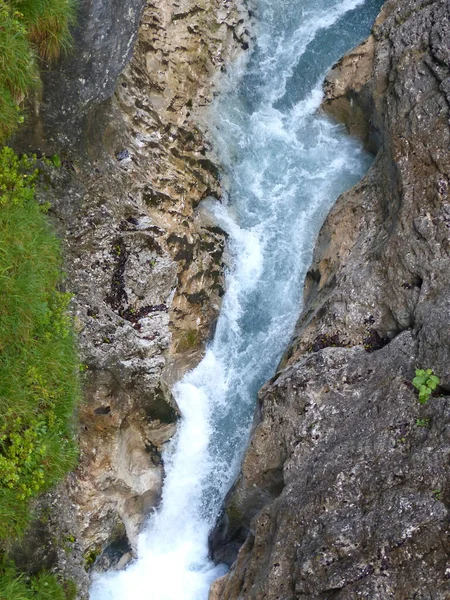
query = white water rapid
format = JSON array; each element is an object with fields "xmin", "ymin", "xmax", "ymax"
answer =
[{"xmin": 90, "ymin": 0, "xmax": 383, "ymax": 598}]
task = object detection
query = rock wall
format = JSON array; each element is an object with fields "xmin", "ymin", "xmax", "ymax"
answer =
[
  {"xmin": 211, "ymin": 0, "xmax": 450, "ymax": 598},
  {"xmin": 10, "ymin": 0, "xmax": 252, "ymax": 596}
]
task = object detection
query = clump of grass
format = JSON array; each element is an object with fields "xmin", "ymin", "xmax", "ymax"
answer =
[
  {"xmin": 0, "ymin": 554, "xmax": 76, "ymax": 600},
  {"xmin": 0, "ymin": 147, "xmax": 80, "ymax": 540},
  {"xmin": 0, "ymin": 1, "xmax": 38, "ymax": 140},
  {"xmin": 14, "ymin": 0, "xmax": 77, "ymax": 62},
  {"xmin": 0, "ymin": 0, "xmax": 76, "ymax": 141}
]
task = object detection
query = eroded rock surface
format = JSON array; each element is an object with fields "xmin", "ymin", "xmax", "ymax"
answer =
[
  {"xmin": 212, "ymin": 1, "xmax": 450, "ymax": 597},
  {"xmin": 11, "ymin": 0, "xmax": 252, "ymax": 595}
]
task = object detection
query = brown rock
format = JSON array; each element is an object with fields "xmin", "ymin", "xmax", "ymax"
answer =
[{"xmin": 209, "ymin": 575, "xmax": 227, "ymax": 600}]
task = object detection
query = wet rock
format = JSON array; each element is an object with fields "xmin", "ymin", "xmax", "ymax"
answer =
[{"xmin": 212, "ymin": 0, "xmax": 450, "ymax": 597}]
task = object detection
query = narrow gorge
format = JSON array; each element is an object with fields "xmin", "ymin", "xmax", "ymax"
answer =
[{"xmin": 1, "ymin": 0, "xmax": 449, "ymax": 599}]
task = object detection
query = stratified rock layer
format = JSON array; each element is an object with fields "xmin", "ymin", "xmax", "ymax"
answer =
[{"xmin": 212, "ymin": 1, "xmax": 450, "ymax": 597}]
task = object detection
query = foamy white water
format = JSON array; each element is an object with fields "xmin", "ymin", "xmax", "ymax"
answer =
[{"xmin": 90, "ymin": 0, "xmax": 383, "ymax": 598}]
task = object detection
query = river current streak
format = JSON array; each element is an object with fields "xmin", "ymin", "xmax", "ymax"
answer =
[{"xmin": 90, "ymin": 0, "xmax": 383, "ymax": 598}]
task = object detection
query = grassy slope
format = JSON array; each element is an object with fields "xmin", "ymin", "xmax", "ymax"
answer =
[
  {"xmin": 1, "ymin": 555, "xmax": 77, "ymax": 600},
  {"xmin": 0, "ymin": 1, "xmax": 80, "ymax": 597},
  {"xmin": 0, "ymin": 148, "xmax": 79, "ymax": 540}
]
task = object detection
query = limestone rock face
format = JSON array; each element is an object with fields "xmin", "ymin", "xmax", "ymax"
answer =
[
  {"xmin": 212, "ymin": 0, "xmax": 450, "ymax": 597},
  {"xmin": 11, "ymin": 0, "xmax": 252, "ymax": 595}
]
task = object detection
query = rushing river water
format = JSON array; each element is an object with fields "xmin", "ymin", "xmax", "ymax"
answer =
[{"xmin": 90, "ymin": 0, "xmax": 383, "ymax": 598}]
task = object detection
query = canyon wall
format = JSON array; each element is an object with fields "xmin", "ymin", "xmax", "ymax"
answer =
[
  {"xmin": 11, "ymin": 0, "xmax": 251, "ymax": 596},
  {"xmin": 211, "ymin": 0, "xmax": 450, "ymax": 597}
]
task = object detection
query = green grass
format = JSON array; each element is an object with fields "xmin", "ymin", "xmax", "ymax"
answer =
[
  {"xmin": 14, "ymin": 0, "xmax": 77, "ymax": 62},
  {"xmin": 0, "ymin": 1, "xmax": 37, "ymax": 140},
  {"xmin": 0, "ymin": 2, "xmax": 79, "ymax": 595},
  {"xmin": 0, "ymin": 555, "xmax": 76, "ymax": 600},
  {"xmin": 0, "ymin": 0, "xmax": 76, "ymax": 141},
  {"xmin": 0, "ymin": 147, "xmax": 80, "ymax": 540}
]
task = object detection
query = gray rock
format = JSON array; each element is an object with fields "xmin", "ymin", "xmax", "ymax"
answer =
[
  {"xmin": 215, "ymin": 334, "xmax": 450, "ymax": 599},
  {"xmin": 27, "ymin": 0, "xmax": 146, "ymax": 149},
  {"xmin": 212, "ymin": 1, "xmax": 450, "ymax": 597}
]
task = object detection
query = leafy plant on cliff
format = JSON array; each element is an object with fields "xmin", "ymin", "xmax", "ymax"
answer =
[
  {"xmin": 0, "ymin": 0, "xmax": 76, "ymax": 141},
  {"xmin": 0, "ymin": 147, "xmax": 79, "ymax": 540},
  {"xmin": 412, "ymin": 368, "xmax": 440, "ymax": 405}
]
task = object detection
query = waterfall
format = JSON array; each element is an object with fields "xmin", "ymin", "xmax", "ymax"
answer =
[{"xmin": 90, "ymin": 0, "xmax": 383, "ymax": 598}]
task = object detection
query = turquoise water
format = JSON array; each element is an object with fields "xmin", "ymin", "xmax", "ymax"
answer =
[{"xmin": 90, "ymin": 0, "xmax": 383, "ymax": 598}]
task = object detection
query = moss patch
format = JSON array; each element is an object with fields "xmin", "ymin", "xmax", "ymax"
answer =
[{"xmin": 176, "ymin": 328, "xmax": 202, "ymax": 352}]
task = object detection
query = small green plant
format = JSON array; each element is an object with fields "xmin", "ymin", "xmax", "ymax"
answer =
[
  {"xmin": 412, "ymin": 369, "xmax": 440, "ymax": 405},
  {"xmin": 415, "ymin": 417, "xmax": 431, "ymax": 428},
  {"xmin": 432, "ymin": 489, "xmax": 442, "ymax": 501},
  {"xmin": 84, "ymin": 548, "xmax": 99, "ymax": 570},
  {"xmin": 51, "ymin": 153, "xmax": 62, "ymax": 168}
]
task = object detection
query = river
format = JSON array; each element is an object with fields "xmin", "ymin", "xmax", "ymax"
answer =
[{"xmin": 90, "ymin": 0, "xmax": 383, "ymax": 598}]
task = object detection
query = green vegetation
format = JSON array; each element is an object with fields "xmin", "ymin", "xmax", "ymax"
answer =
[
  {"xmin": 0, "ymin": 1, "xmax": 80, "ymax": 596},
  {"xmin": 433, "ymin": 489, "xmax": 442, "ymax": 501},
  {"xmin": 412, "ymin": 368, "xmax": 440, "ymax": 405},
  {"xmin": 0, "ymin": 147, "xmax": 79, "ymax": 540},
  {"xmin": 84, "ymin": 548, "xmax": 99, "ymax": 570},
  {"xmin": 0, "ymin": 0, "xmax": 76, "ymax": 141},
  {"xmin": 0, "ymin": 555, "xmax": 76, "ymax": 600},
  {"xmin": 51, "ymin": 153, "xmax": 62, "ymax": 168},
  {"xmin": 0, "ymin": 148, "xmax": 80, "ymax": 597}
]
